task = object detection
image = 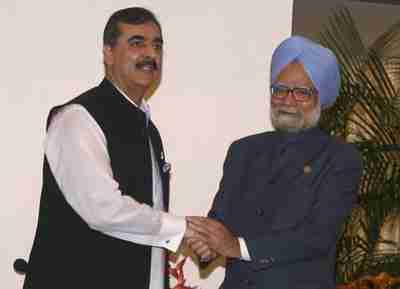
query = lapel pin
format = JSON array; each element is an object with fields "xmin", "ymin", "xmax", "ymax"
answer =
[
  {"xmin": 303, "ymin": 165, "xmax": 312, "ymax": 174},
  {"xmin": 162, "ymin": 162, "xmax": 171, "ymax": 173},
  {"xmin": 160, "ymin": 151, "xmax": 164, "ymax": 160}
]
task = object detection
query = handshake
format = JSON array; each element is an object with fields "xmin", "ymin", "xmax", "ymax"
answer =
[{"xmin": 183, "ymin": 216, "xmax": 241, "ymax": 264}]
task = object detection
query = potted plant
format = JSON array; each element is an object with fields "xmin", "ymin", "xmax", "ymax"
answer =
[{"xmin": 317, "ymin": 5, "xmax": 400, "ymax": 286}]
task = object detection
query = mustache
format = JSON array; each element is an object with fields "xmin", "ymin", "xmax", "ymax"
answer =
[
  {"xmin": 135, "ymin": 57, "xmax": 158, "ymax": 70},
  {"xmin": 273, "ymin": 105, "xmax": 301, "ymax": 116}
]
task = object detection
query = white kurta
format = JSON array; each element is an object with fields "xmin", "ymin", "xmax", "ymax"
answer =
[{"xmin": 45, "ymin": 86, "xmax": 186, "ymax": 289}]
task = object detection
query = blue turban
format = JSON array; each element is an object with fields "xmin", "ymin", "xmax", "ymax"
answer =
[{"xmin": 270, "ymin": 35, "xmax": 341, "ymax": 108}]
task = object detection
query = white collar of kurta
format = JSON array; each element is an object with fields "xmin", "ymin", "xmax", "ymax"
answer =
[{"xmin": 109, "ymin": 80, "xmax": 151, "ymax": 122}]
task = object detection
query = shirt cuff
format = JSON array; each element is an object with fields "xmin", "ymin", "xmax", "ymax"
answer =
[
  {"xmin": 238, "ymin": 237, "xmax": 251, "ymax": 261},
  {"xmin": 159, "ymin": 212, "xmax": 186, "ymax": 252}
]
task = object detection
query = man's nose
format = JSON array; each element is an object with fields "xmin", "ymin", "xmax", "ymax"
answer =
[
  {"xmin": 144, "ymin": 44, "xmax": 159, "ymax": 58},
  {"xmin": 281, "ymin": 90, "xmax": 297, "ymax": 105}
]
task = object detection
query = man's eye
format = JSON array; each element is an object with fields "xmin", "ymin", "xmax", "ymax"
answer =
[
  {"xmin": 274, "ymin": 86, "xmax": 289, "ymax": 94},
  {"xmin": 153, "ymin": 43, "xmax": 163, "ymax": 50},
  {"xmin": 295, "ymin": 88, "xmax": 311, "ymax": 96},
  {"xmin": 129, "ymin": 39, "xmax": 144, "ymax": 47}
]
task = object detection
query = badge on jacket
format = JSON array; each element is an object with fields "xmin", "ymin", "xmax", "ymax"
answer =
[
  {"xmin": 303, "ymin": 165, "xmax": 312, "ymax": 174},
  {"xmin": 162, "ymin": 162, "xmax": 171, "ymax": 174}
]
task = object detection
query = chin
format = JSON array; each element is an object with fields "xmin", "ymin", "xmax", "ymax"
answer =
[
  {"xmin": 130, "ymin": 79, "xmax": 155, "ymax": 90},
  {"xmin": 271, "ymin": 116, "xmax": 303, "ymax": 132},
  {"xmin": 131, "ymin": 71, "xmax": 159, "ymax": 85},
  {"xmin": 274, "ymin": 126, "xmax": 303, "ymax": 133}
]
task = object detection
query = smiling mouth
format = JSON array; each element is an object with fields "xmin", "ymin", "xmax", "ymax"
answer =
[
  {"xmin": 136, "ymin": 60, "xmax": 158, "ymax": 72},
  {"xmin": 278, "ymin": 109, "xmax": 298, "ymax": 116}
]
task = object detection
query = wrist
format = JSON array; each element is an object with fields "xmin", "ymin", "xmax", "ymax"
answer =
[{"xmin": 228, "ymin": 238, "xmax": 241, "ymax": 258}]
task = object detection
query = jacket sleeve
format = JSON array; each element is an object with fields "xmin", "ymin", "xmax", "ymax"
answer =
[
  {"xmin": 245, "ymin": 145, "xmax": 363, "ymax": 266},
  {"xmin": 208, "ymin": 142, "xmax": 236, "ymax": 222}
]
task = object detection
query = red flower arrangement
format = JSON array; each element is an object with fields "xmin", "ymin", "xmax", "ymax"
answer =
[{"xmin": 169, "ymin": 257, "xmax": 198, "ymax": 289}]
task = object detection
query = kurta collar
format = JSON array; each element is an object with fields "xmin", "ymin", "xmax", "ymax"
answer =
[
  {"xmin": 103, "ymin": 78, "xmax": 151, "ymax": 122},
  {"xmin": 274, "ymin": 126, "xmax": 323, "ymax": 145},
  {"xmin": 272, "ymin": 126, "xmax": 329, "ymax": 165}
]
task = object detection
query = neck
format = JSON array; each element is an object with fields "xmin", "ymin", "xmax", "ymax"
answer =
[{"xmin": 106, "ymin": 74, "xmax": 145, "ymax": 106}]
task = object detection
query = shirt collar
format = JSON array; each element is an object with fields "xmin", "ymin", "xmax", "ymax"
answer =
[
  {"xmin": 276, "ymin": 126, "xmax": 322, "ymax": 146},
  {"xmin": 109, "ymin": 80, "xmax": 151, "ymax": 122}
]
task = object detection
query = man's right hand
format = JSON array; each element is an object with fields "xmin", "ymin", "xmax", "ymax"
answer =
[
  {"xmin": 186, "ymin": 216, "xmax": 241, "ymax": 259},
  {"xmin": 184, "ymin": 218, "xmax": 218, "ymax": 263}
]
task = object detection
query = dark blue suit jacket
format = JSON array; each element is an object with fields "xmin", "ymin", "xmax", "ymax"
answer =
[{"xmin": 208, "ymin": 128, "xmax": 362, "ymax": 289}]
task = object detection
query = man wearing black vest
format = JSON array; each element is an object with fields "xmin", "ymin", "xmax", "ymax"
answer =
[{"xmin": 23, "ymin": 7, "xmax": 191, "ymax": 289}]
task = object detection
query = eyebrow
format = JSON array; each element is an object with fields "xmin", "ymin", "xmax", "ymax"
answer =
[
  {"xmin": 127, "ymin": 35, "xmax": 145, "ymax": 43},
  {"xmin": 127, "ymin": 35, "xmax": 164, "ymax": 44},
  {"xmin": 274, "ymin": 82, "xmax": 316, "ymax": 90}
]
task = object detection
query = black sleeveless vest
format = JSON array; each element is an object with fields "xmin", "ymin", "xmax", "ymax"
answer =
[{"xmin": 23, "ymin": 79, "xmax": 170, "ymax": 289}]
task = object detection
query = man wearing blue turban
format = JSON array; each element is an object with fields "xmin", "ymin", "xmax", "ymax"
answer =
[{"xmin": 186, "ymin": 36, "xmax": 363, "ymax": 289}]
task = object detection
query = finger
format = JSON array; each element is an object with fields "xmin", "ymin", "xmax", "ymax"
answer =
[
  {"xmin": 201, "ymin": 250, "xmax": 217, "ymax": 262},
  {"xmin": 185, "ymin": 228, "xmax": 209, "ymax": 244},
  {"xmin": 188, "ymin": 223, "xmax": 223, "ymax": 251},
  {"xmin": 185, "ymin": 237, "xmax": 196, "ymax": 246},
  {"xmin": 184, "ymin": 226, "xmax": 193, "ymax": 239},
  {"xmin": 184, "ymin": 225, "xmax": 200, "ymax": 239},
  {"xmin": 199, "ymin": 247, "xmax": 218, "ymax": 263},
  {"xmin": 188, "ymin": 216, "xmax": 221, "ymax": 231},
  {"xmin": 187, "ymin": 216, "xmax": 207, "ymax": 225},
  {"xmin": 185, "ymin": 217, "xmax": 207, "ymax": 237},
  {"xmin": 187, "ymin": 220, "xmax": 211, "ymax": 239},
  {"xmin": 198, "ymin": 250, "xmax": 214, "ymax": 261},
  {"xmin": 189, "ymin": 239, "xmax": 209, "ymax": 251},
  {"xmin": 194, "ymin": 245, "xmax": 210, "ymax": 258},
  {"xmin": 210, "ymin": 251, "xmax": 218, "ymax": 259},
  {"xmin": 183, "ymin": 237, "xmax": 195, "ymax": 249},
  {"xmin": 194, "ymin": 243, "xmax": 213, "ymax": 260}
]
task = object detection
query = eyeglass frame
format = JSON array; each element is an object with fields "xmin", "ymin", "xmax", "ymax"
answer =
[{"xmin": 270, "ymin": 83, "xmax": 318, "ymax": 103}]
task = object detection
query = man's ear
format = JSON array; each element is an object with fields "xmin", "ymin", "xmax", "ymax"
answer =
[{"xmin": 103, "ymin": 45, "xmax": 114, "ymax": 66}]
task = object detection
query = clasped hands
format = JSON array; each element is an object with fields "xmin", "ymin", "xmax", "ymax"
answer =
[{"xmin": 184, "ymin": 216, "xmax": 241, "ymax": 263}]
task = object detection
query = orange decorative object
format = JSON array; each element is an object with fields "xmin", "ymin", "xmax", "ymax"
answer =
[
  {"xmin": 337, "ymin": 272, "xmax": 400, "ymax": 289},
  {"xmin": 169, "ymin": 257, "xmax": 198, "ymax": 289}
]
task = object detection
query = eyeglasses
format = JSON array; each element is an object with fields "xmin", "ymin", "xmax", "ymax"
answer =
[{"xmin": 270, "ymin": 83, "xmax": 317, "ymax": 103}]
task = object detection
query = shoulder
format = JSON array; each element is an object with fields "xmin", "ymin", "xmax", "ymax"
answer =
[
  {"xmin": 46, "ymin": 104, "xmax": 101, "ymax": 139},
  {"xmin": 326, "ymin": 135, "xmax": 363, "ymax": 170},
  {"xmin": 70, "ymin": 83, "xmax": 104, "ymax": 107},
  {"xmin": 46, "ymin": 83, "xmax": 100, "ymax": 129},
  {"xmin": 233, "ymin": 131, "xmax": 273, "ymax": 146},
  {"xmin": 53, "ymin": 80, "xmax": 108, "ymax": 114},
  {"xmin": 228, "ymin": 131, "xmax": 274, "ymax": 154}
]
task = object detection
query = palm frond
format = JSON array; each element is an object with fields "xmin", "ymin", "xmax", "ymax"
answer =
[{"xmin": 317, "ymin": 5, "xmax": 400, "ymax": 284}]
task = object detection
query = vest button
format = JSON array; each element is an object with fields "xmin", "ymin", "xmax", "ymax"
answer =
[
  {"xmin": 242, "ymin": 279, "xmax": 255, "ymax": 287},
  {"xmin": 256, "ymin": 208, "xmax": 264, "ymax": 216}
]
